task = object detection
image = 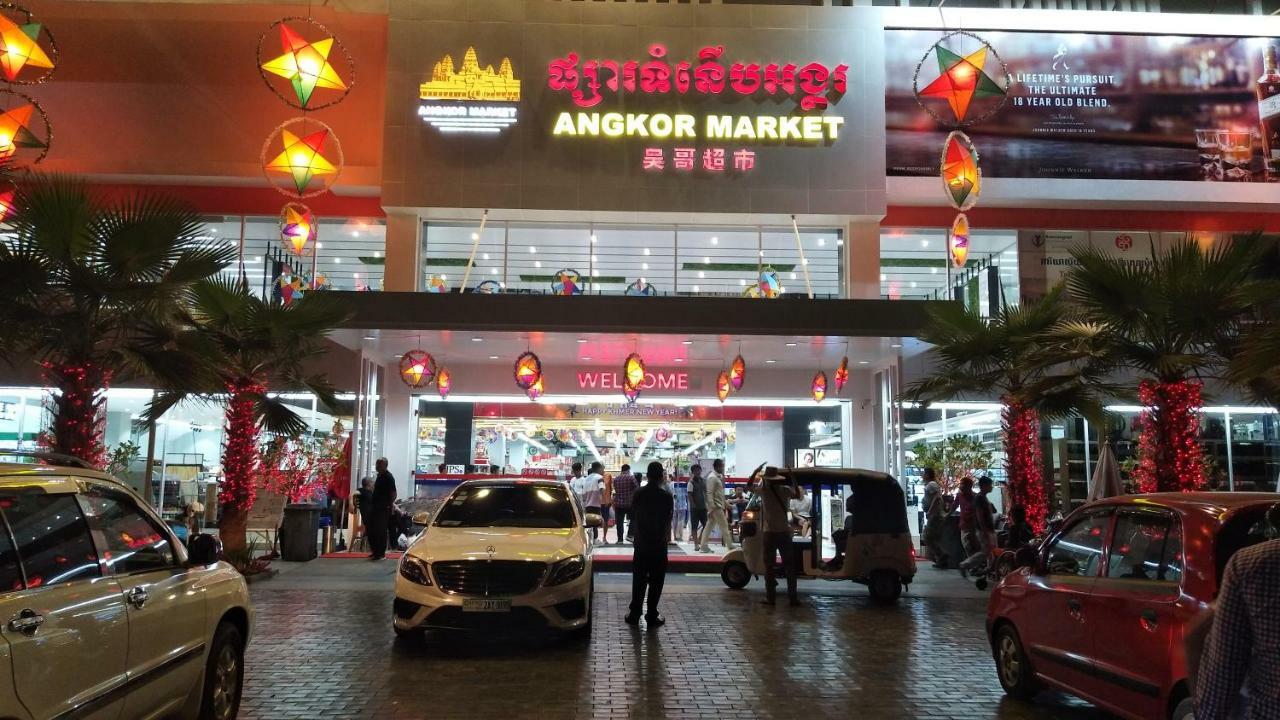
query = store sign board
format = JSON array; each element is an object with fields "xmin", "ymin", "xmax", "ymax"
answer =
[
  {"xmin": 886, "ymin": 30, "xmax": 1280, "ymax": 182},
  {"xmin": 577, "ymin": 371, "xmax": 689, "ymax": 391},
  {"xmin": 1016, "ymin": 230, "xmax": 1216, "ymax": 299},
  {"xmin": 389, "ymin": 0, "xmax": 886, "ymax": 215}
]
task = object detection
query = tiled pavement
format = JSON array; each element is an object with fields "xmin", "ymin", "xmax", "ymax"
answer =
[{"xmin": 240, "ymin": 565, "xmax": 1108, "ymax": 720}]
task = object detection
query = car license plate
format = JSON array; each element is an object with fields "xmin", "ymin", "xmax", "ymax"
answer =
[{"xmin": 462, "ymin": 598, "xmax": 511, "ymax": 613}]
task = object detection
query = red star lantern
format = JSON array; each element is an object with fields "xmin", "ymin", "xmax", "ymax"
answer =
[
  {"xmin": 260, "ymin": 20, "xmax": 350, "ymax": 109},
  {"xmin": 914, "ymin": 31, "xmax": 1009, "ymax": 126},
  {"xmin": 0, "ymin": 8, "xmax": 55, "ymax": 84},
  {"xmin": 398, "ymin": 350, "xmax": 435, "ymax": 389}
]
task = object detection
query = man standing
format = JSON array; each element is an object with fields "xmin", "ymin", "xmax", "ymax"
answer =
[
  {"xmin": 921, "ymin": 468, "xmax": 948, "ymax": 568},
  {"xmin": 758, "ymin": 467, "xmax": 802, "ymax": 606},
  {"xmin": 953, "ymin": 476, "xmax": 978, "ymax": 571},
  {"xmin": 960, "ymin": 476, "xmax": 996, "ymax": 577},
  {"xmin": 627, "ymin": 461, "xmax": 674, "ymax": 627},
  {"xmin": 612, "ymin": 463, "xmax": 638, "ymax": 543},
  {"xmin": 1195, "ymin": 517, "xmax": 1280, "ymax": 719},
  {"xmin": 687, "ymin": 463, "xmax": 708, "ymax": 546},
  {"xmin": 368, "ymin": 457, "xmax": 397, "ymax": 560},
  {"xmin": 698, "ymin": 459, "xmax": 736, "ymax": 553},
  {"xmin": 581, "ymin": 461, "xmax": 605, "ymax": 544}
]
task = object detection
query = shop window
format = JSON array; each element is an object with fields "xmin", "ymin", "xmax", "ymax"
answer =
[{"xmin": 879, "ymin": 227, "xmax": 1018, "ymax": 310}]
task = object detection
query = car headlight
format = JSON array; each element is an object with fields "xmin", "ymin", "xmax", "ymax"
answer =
[
  {"xmin": 545, "ymin": 554, "xmax": 586, "ymax": 586},
  {"xmin": 398, "ymin": 556, "xmax": 432, "ymax": 586}
]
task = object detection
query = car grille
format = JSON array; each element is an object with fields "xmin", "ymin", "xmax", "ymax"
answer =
[{"xmin": 431, "ymin": 560, "xmax": 547, "ymax": 596}]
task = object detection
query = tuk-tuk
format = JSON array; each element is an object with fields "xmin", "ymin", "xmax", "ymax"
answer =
[{"xmin": 719, "ymin": 467, "xmax": 916, "ymax": 604}]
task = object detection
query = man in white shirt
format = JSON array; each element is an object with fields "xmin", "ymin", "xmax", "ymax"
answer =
[
  {"xmin": 697, "ymin": 459, "xmax": 737, "ymax": 552},
  {"xmin": 581, "ymin": 461, "xmax": 605, "ymax": 544}
]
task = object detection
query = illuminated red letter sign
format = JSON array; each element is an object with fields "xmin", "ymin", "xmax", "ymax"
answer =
[{"xmin": 578, "ymin": 371, "xmax": 688, "ymax": 391}]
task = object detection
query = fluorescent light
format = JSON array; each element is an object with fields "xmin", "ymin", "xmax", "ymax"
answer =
[
  {"xmin": 682, "ymin": 340, "xmax": 693, "ymax": 345},
  {"xmin": 632, "ymin": 428, "xmax": 655, "ymax": 464},
  {"xmin": 679, "ymin": 433, "xmax": 718, "ymax": 457},
  {"xmin": 580, "ymin": 432, "xmax": 604, "ymax": 463},
  {"xmin": 518, "ymin": 432, "xmax": 549, "ymax": 452},
  {"xmin": 488, "ymin": 355, "xmax": 499, "ymax": 360},
  {"xmin": 785, "ymin": 342, "xmax": 797, "ymax": 347}
]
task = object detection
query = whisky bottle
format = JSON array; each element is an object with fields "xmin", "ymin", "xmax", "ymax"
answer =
[{"xmin": 1258, "ymin": 45, "xmax": 1280, "ymax": 179}]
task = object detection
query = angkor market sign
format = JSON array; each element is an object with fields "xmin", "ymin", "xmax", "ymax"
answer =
[{"xmin": 548, "ymin": 45, "xmax": 849, "ymax": 145}]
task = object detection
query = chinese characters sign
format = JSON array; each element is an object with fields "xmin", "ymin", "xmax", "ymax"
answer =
[{"xmin": 640, "ymin": 147, "xmax": 757, "ymax": 174}]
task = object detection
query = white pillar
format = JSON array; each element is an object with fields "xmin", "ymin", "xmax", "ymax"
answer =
[
  {"xmin": 845, "ymin": 219, "xmax": 882, "ymax": 300},
  {"xmin": 848, "ymin": 368, "xmax": 878, "ymax": 470},
  {"xmin": 381, "ymin": 376, "xmax": 417, "ymax": 498}
]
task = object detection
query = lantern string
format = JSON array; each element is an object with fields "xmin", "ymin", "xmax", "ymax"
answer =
[
  {"xmin": 459, "ymin": 209, "xmax": 489, "ymax": 293},
  {"xmin": 790, "ymin": 214, "xmax": 814, "ymax": 299},
  {"xmin": 237, "ymin": 214, "xmax": 247, "ymax": 286}
]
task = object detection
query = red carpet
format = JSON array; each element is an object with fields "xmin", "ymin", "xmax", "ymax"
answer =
[{"xmin": 320, "ymin": 551, "xmax": 404, "ymax": 559}]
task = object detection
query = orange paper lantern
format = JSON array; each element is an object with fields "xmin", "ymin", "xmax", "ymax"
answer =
[
  {"xmin": 729, "ymin": 354, "xmax": 746, "ymax": 392},
  {"xmin": 435, "ymin": 367, "xmax": 452, "ymax": 399},
  {"xmin": 812, "ymin": 371, "xmax": 827, "ymax": 403},
  {"xmin": 834, "ymin": 356, "xmax": 849, "ymax": 394},
  {"xmin": 716, "ymin": 370, "xmax": 731, "ymax": 403}
]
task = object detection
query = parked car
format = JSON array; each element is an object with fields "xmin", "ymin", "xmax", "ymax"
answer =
[
  {"xmin": 393, "ymin": 479, "xmax": 599, "ymax": 639},
  {"xmin": 987, "ymin": 492, "xmax": 1279, "ymax": 720},
  {"xmin": 0, "ymin": 453, "xmax": 253, "ymax": 720}
]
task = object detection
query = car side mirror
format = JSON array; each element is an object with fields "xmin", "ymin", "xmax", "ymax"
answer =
[
  {"xmin": 187, "ymin": 533, "xmax": 221, "ymax": 566},
  {"xmin": 584, "ymin": 513, "xmax": 603, "ymax": 528},
  {"xmin": 411, "ymin": 511, "xmax": 433, "ymax": 526}
]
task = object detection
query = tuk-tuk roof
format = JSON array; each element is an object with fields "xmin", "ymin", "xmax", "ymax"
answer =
[{"xmin": 770, "ymin": 467, "xmax": 898, "ymax": 486}]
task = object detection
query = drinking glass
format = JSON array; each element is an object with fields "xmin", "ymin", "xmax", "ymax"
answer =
[
  {"xmin": 1218, "ymin": 130, "xmax": 1254, "ymax": 182},
  {"xmin": 1195, "ymin": 128, "xmax": 1222, "ymax": 181}
]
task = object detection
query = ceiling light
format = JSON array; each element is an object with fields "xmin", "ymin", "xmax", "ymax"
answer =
[
  {"xmin": 591, "ymin": 255, "xmax": 598, "ymax": 262},
  {"xmin": 440, "ymin": 273, "xmax": 447, "ymax": 280},
  {"xmin": 483, "ymin": 253, "xmax": 490, "ymax": 260},
  {"xmin": 351, "ymin": 231, "xmax": 360, "ymax": 238},
  {"xmin": 703, "ymin": 256, "xmax": 710, "ymax": 264},
  {"xmin": 363, "ymin": 335, "xmax": 375, "ymax": 340},
  {"xmin": 642, "ymin": 262, "xmax": 649, "ymax": 270},
  {"xmin": 334, "ymin": 258, "xmax": 342, "ymax": 264},
  {"xmin": 931, "ymin": 267, "xmax": 938, "ymax": 274},
  {"xmin": 374, "ymin": 251, "xmax": 382, "ymax": 258},
  {"xmin": 858, "ymin": 360, "xmax": 870, "ymax": 365},
  {"xmin": 643, "ymin": 248, "xmax": 651, "ymax": 255},
  {"xmin": 765, "ymin": 359, "xmax": 777, "ymax": 364},
  {"xmin": 921, "ymin": 240, "xmax": 930, "ymax": 248},
  {"xmin": 692, "ymin": 285, "xmax": 700, "ymax": 292},
  {"xmin": 316, "ymin": 242, "xmax": 323, "ymax": 249},
  {"xmin": 711, "ymin": 236, "xmax": 719, "ymax": 244},
  {"xmin": 488, "ymin": 355, "xmax": 499, "ymax": 360},
  {"xmin": 582, "ymin": 356, "xmax": 592, "ymax": 361},
  {"xmin": 837, "ymin": 239, "xmax": 844, "ymax": 246},
  {"xmin": 817, "ymin": 238, "xmax": 826, "ymax": 246},
  {"xmin": 698, "ymin": 271, "xmax": 705, "ymax": 278},
  {"xmin": 528, "ymin": 246, "xmax": 536, "ymax": 253},
  {"xmin": 790, "ymin": 273, "xmax": 797, "ymax": 280},
  {"xmin": 535, "ymin": 261, "xmax": 542, "ymax": 268},
  {"xmin": 490, "ymin": 268, "xmax": 498, "ymax": 275},
  {"xmin": 682, "ymin": 340, "xmax": 693, "ymax": 345},
  {"xmin": 910, "ymin": 281, "xmax": 917, "ymax": 288},
  {"xmin": 880, "ymin": 273, "xmax": 887, "ymax": 281},
  {"xmin": 785, "ymin": 342, "xmax": 797, "ymax": 347},
  {"xmin": 577, "ymin": 338, "xmax": 588, "ymax": 343},
  {"xmin": 674, "ymin": 358, "xmax": 684, "ymax": 363},
  {"xmin": 891, "ymin": 343, "xmax": 903, "ymax": 348},
  {"xmin": 590, "ymin": 234, "xmax": 598, "ymax": 243},
  {"xmin": 471, "ymin": 233, "xmax": 479, "ymax": 240},
  {"xmin": 739, "ymin": 279, "xmax": 746, "ymax": 286},
  {"xmin": 471, "ymin": 337, "xmax": 483, "ymax": 342}
]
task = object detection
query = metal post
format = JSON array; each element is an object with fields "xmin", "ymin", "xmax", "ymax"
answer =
[
  {"xmin": 1224, "ymin": 411, "xmax": 1234, "ymax": 491},
  {"xmin": 790, "ymin": 215, "xmax": 815, "ymax": 299},
  {"xmin": 502, "ymin": 220, "xmax": 510, "ymax": 289},
  {"xmin": 459, "ymin": 210, "xmax": 489, "ymax": 293},
  {"xmin": 157, "ymin": 421, "xmax": 171, "ymax": 516},
  {"xmin": 673, "ymin": 225, "xmax": 680, "ymax": 295},
  {"xmin": 1083, "ymin": 417, "xmax": 1092, "ymax": 481}
]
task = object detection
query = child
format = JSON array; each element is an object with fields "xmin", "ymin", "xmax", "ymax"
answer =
[{"xmin": 1005, "ymin": 505, "xmax": 1035, "ymax": 550}]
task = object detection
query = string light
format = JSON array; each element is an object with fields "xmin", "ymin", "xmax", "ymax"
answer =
[
  {"xmin": 221, "ymin": 379, "xmax": 266, "ymax": 512},
  {"xmin": 1133, "ymin": 379, "xmax": 1204, "ymax": 493},
  {"xmin": 40, "ymin": 361, "xmax": 111, "ymax": 469},
  {"xmin": 1002, "ymin": 397, "xmax": 1046, "ymax": 534}
]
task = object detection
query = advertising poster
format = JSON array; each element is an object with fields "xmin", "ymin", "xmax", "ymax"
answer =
[
  {"xmin": 1017, "ymin": 230, "xmax": 1218, "ymax": 298},
  {"xmin": 886, "ymin": 30, "xmax": 1280, "ymax": 182}
]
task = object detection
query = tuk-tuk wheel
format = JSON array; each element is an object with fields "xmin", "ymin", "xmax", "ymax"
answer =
[
  {"xmin": 868, "ymin": 570, "xmax": 902, "ymax": 604},
  {"xmin": 721, "ymin": 560, "xmax": 751, "ymax": 590}
]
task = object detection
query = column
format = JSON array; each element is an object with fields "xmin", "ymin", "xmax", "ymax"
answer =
[
  {"xmin": 383, "ymin": 211, "xmax": 421, "ymax": 292},
  {"xmin": 847, "ymin": 368, "xmax": 879, "ymax": 470},
  {"xmin": 844, "ymin": 218, "xmax": 882, "ymax": 300},
  {"xmin": 381, "ymin": 374, "xmax": 417, "ymax": 499}
]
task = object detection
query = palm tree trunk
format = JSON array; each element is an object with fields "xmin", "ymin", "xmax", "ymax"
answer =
[
  {"xmin": 1134, "ymin": 380, "xmax": 1205, "ymax": 493},
  {"xmin": 219, "ymin": 378, "xmax": 264, "ymax": 556},
  {"xmin": 42, "ymin": 360, "xmax": 112, "ymax": 469},
  {"xmin": 1002, "ymin": 398, "xmax": 1048, "ymax": 533}
]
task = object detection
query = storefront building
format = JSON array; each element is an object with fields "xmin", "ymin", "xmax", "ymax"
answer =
[{"xmin": 4, "ymin": 0, "xmax": 1279, "ymax": 521}]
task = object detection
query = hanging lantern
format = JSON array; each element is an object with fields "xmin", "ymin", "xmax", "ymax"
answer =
[
  {"xmin": 949, "ymin": 213, "xmax": 970, "ymax": 269},
  {"xmin": 398, "ymin": 350, "xmax": 435, "ymax": 389},
  {"xmin": 424, "ymin": 275, "xmax": 449, "ymax": 293},
  {"xmin": 913, "ymin": 31, "xmax": 1010, "ymax": 126},
  {"xmin": 552, "ymin": 268, "xmax": 583, "ymax": 295},
  {"xmin": 0, "ymin": 91, "xmax": 49, "ymax": 169},
  {"xmin": 729, "ymin": 354, "xmax": 746, "ymax": 392},
  {"xmin": 624, "ymin": 278, "xmax": 657, "ymax": 296},
  {"xmin": 834, "ymin": 356, "xmax": 849, "ymax": 394},
  {"xmin": 261, "ymin": 117, "xmax": 343, "ymax": 198},
  {"xmin": 812, "ymin": 371, "xmax": 828, "ymax": 403},
  {"xmin": 654, "ymin": 426, "xmax": 672, "ymax": 443},
  {"xmin": 557, "ymin": 429, "xmax": 573, "ymax": 443},
  {"xmin": 757, "ymin": 267, "xmax": 781, "ymax": 298},
  {"xmin": 278, "ymin": 202, "xmax": 315, "ymax": 256},
  {"xmin": 623, "ymin": 384, "xmax": 640, "ymax": 404},
  {"xmin": 0, "ymin": 182, "xmax": 14, "ymax": 223},
  {"xmin": 513, "ymin": 351, "xmax": 542, "ymax": 390},
  {"xmin": 715, "ymin": 370, "xmax": 731, "ymax": 404},
  {"xmin": 525, "ymin": 375, "xmax": 545, "ymax": 401},
  {"xmin": 435, "ymin": 366, "xmax": 452, "ymax": 399},
  {"xmin": 623, "ymin": 352, "xmax": 646, "ymax": 395},
  {"xmin": 0, "ymin": 6, "xmax": 57, "ymax": 85},
  {"xmin": 257, "ymin": 17, "xmax": 354, "ymax": 111},
  {"xmin": 941, "ymin": 131, "xmax": 981, "ymax": 211}
]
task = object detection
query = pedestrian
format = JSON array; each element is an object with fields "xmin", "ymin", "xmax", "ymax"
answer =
[
  {"xmin": 1195, "ymin": 503, "xmax": 1280, "ymax": 720},
  {"xmin": 698, "ymin": 459, "xmax": 737, "ymax": 552},
  {"xmin": 356, "ymin": 477, "xmax": 374, "ymax": 531},
  {"xmin": 688, "ymin": 463, "xmax": 708, "ymax": 544},
  {"xmin": 921, "ymin": 468, "xmax": 949, "ymax": 568},
  {"xmin": 758, "ymin": 467, "xmax": 802, "ymax": 606},
  {"xmin": 612, "ymin": 463, "xmax": 638, "ymax": 543},
  {"xmin": 368, "ymin": 458, "xmax": 397, "ymax": 560},
  {"xmin": 581, "ymin": 461, "xmax": 605, "ymax": 544},
  {"xmin": 960, "ymin": 476, "xmax": 996, "ymax": 578},
  {"xmin": 626, "ymin": 461, "xmax": 674, "ymax": 627},
  {"xmin": 667, "ymin": 468, "xmax": 688, "ymax": 542},
  {"xmin": 953, "ymin": 476, "xmax": 978, "ymax": 570},
  {"xmin": 600, "ymin": 467, "xmax": 615, "ymax": 543}
]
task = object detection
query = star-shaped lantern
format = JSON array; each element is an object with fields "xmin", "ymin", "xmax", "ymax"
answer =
[
  {"xmin": 261, "ymin": 22, "xmax": 348, "ymax": 109},
  {"xmin": 0, "ymin": 102, "xmax": 45, "ymax": 159},
  {"xmin": 0, "ymin": 184, "xmax": 14, "ymax": 223},
  {"xmin": 513, "ymin": 351, "xmax": 542, "ymax": 391},
  {"xmin": 279, "ymin": 203, "xmax": 316, "ymax": 256},
  {"xmin": 265, "ymin": 127, "xmax": 338, "ymax": 195},
  {"xmin": 949, "ymin": 213, "xmax": 971, "ymax": 269},
  {"xmin": 399, "ymin": 350, "xmax": 436, "ymax": 389},
  {"xmin": 941, "ymin": 131, "xmax": 981, "ymax": 211},
  {"xmin": 918, "ymin": 39, "xmax": 1006, "ymax": 123},
  {"xmin": 0, "ymin": 14, "xmax": 53, "ymax": 82}
]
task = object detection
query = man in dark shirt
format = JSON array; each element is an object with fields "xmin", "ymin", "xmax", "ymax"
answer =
[
  {"xmin": 687, "ymin": 463, "xmax": 708, "ymax": 545},
  {"xmin": 626, "ymin": 461, "xmax": 674, "ymax": 627},
  {"xmin": 612, "ymin": 464, "xmax": 638, "ymax": 543},
  {"xmin": 368, "ymin": 457, "xmax": 398, "ymax": 560}
]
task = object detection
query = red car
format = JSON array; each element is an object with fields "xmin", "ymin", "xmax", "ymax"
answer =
[{"xmin": 986, "ymin": 492, "xmax": 1278, "ymax": 720}]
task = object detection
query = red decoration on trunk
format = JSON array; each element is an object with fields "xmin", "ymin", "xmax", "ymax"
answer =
[
  {"xmin": 40, "ymin": 361, "xmax": 111, "ymax": 469},
  {"xmin": 1002, "ymin": 398, "xmax": 1046, "ymax": 534},
  {"xmin": 1133, "ymin": 379, "xmax": 1204, "ymax": 493},
  {"xmin": 221, "ymin": 378, "xmax": 265, "ymax": 512}
]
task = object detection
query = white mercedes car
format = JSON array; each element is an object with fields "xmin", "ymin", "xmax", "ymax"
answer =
[{"xmin": 393, "ymin": 479, "xmax": 598, "ymax": 639}]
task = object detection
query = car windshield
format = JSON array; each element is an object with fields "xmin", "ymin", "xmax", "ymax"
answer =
[{"xmin": 433, "ymin": 485, "xmax": 576, "ymax": 528}]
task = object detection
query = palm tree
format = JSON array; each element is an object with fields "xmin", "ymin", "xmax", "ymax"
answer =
[
  {"xmin": 903, "ymin": 286, "xmax": 1110, "ymax": 532},
  {"xmin": 0, "ymin": 176, "xmax": 233, "ymax": 466},
  {"xmin": 147, "ymin": 279, "xmax": 349, "ymax": 555},
  {"xmin": 1061, "ymin": 238, "xmax": 1262, "ymax": 493}
]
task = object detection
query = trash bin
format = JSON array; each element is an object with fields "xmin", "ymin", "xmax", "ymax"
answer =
[{"xmin": 280, "ymin": 504, "xmax": 323, "ymax": 561}]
